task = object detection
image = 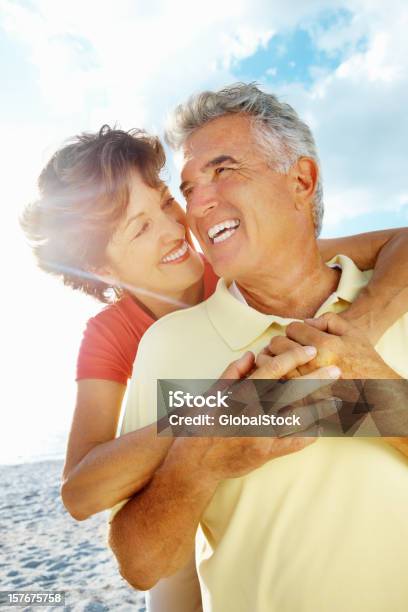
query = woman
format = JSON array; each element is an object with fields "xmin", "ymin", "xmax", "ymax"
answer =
[{"xmin": 21, "ymin": 125, "xmax": 408, "ymax": 612}]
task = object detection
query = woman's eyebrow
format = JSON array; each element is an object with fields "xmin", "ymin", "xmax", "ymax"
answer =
[{"xmin": 124, "ymin": 212, "xmax": 144, "ymax": 231}]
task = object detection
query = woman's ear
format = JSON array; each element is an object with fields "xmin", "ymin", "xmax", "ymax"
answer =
[{"xmin": 87, "ymin": 264, "xmax": 115, "ymax": 283}]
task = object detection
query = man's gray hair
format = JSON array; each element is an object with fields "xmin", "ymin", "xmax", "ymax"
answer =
[{"xmin": 165, "ymin": 82, "xmax": 323, "ymax": 235}]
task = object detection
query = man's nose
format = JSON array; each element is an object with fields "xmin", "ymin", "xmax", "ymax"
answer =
[{"xmin": 187, "ymin": 184, "xmax": 218, "ymax": 218}]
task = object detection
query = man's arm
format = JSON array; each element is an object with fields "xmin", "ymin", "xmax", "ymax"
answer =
[
  {"xmin": 109, "ymin": 348, "xmax": 340, "ymax": 590},
  {"xmin": 277, "ymin": 314, "xmax": 408, "ymax": 459},
  {"xmin": 318, "ymin": 227, "xmax": 408, "ymax": 344},
  {"xmin": 109, "ymin": 438, "xmax": 218, "ymax": 590}
]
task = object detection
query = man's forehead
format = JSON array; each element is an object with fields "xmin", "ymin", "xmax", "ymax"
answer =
[{"xmin": 180, "ymin": 114, "xmax": 253, "ymax": 177}]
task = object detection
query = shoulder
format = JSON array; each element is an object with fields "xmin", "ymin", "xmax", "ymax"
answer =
[
  {"xmin": 84, "ymin": 294, "xmax": 152, "ymax": 339},
  {"xmin": 136, "ymin": 300, "xmax": 209, "ymax": 357},
  {"xmin": 76, "ymin": 295, "xmax": 154, "ymax": 383}
]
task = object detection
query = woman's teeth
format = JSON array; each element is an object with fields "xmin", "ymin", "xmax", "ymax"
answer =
[
  {"xmin": 208, "ymin": 219, "xmax": 240, "ymax": 244},
  {"xmin": 161, "ymin": 240, "xmax": 189, "ymax": 263}
]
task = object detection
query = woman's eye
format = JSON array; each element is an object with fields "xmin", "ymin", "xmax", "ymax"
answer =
[
  {"xmin": 163, "ymin": 197, "xmax": 175, "ymax": 208},
  {"xmin": 133, "ymin": 222, "xmax": 150, "ymax": 239}
]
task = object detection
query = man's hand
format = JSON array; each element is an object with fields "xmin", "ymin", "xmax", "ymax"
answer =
[
  {"xmin": 266, "ymin": 313, "xmax": 400, "ymax": 380},
  {"xmin": 263, "ymin": 317, "xmax": 408, "ymax": 443},
  {"xmin": 109, "ymin": 345, "xmax": 342, "ymax": 590},
  {"xmin": 169, "ymin": 346, "xmax": 340, "ymax": 438},
  {"xmin": 180, "ymin": 345, "xmax": 341, "ymax": 481}
]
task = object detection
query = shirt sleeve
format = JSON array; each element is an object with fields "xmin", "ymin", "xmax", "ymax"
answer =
[{"xmin": 76, "ymin": 311, "xmax": 135, "ymax": 385}]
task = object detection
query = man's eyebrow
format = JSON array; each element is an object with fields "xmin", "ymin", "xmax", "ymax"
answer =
[
  {"xmin": 179, "ymin": 155, "xmax": 238, "ymax": 193},
  {"xmin": 203, "ymin": 155, "xmax": 239, "ymax": 170}
]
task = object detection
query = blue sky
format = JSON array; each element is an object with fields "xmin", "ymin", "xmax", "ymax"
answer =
[
  {"xmin": 235, "ymin": 10, "xmax": 352, "ymax": 87},
  {"xmin": 1, "ymin": 0, "xmax": 407, "ymax": 462}
]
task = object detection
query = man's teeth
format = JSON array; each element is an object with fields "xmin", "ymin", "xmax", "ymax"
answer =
[
  {"xmin": 213, "ymin": 229, "xmax": 236, "ymax": 244},
  {"xmin": 208, "ymin": 219, "xmax": 240, "ymax": 241},
  {"xmin": 161, "ymin": 240, "xmax": 188, "ymax": 263}
]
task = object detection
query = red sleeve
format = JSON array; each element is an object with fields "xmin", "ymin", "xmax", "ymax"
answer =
[{"xmin": 76, "ymin": 304, "xmax": 141, "ymax": 385}]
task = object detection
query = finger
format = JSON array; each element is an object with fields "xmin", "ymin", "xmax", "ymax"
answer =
[
  {"xmin": 258, "ymin": 348, "xmax": 303, "ymax": 380},
  {"xmin": 277, "ymin": 423, "xmax": 320, "ymax": 441},
  {"xmin": 279, "ymin": 398, "xmax": 341, "ymax": 434},
  {"xmin": 304, "ymin": 312, "xmax": 349, "ymax": 336},
  {"xmin": 251, "ymin": 345, "xmax": 318, "ymax": 380},
  {"xmin": 286, "ymin": 320, "xmax": 331, "ymax": 346},
  {"xmin": 219, "ymin": 351, "xmax": 256, "ymax": 380},
  {"xmin": 261, "ymin": 366, "xmax": 341, "ymax": 407},
  {"xmin": 256, "ymin": 342, "xmax": 315, "ymax": 365},
  {"xmin": 262, "ymin": 337, "xmax": 310, "ymax": 379},
  {"xmin": 299, "ymin": 365, "xmax": 342, "ymax": 380},
  {"xmin": 266, "ymin": 335, "xmax": 304, "ymax": 356},
  {"xmin": 264, "ymin": 435, "xmax": 317, "ymax": 457}
]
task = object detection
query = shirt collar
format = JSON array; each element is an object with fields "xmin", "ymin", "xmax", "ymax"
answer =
[
  {"xmin": 205, "ymin": 254, "xmax": 372, "ymax": 351},
  {"xmin": 228, "ymin": 281, "xmax": 248, "ymax": 304}
]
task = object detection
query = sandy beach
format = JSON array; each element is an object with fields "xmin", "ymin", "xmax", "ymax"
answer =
[{"xmin": 0, "ymin": 460, "xmax": 145, "ymax": 611}]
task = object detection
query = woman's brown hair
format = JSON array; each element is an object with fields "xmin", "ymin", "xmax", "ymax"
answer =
[{"xmin": 21, "ymin": 125, "xmax": 166, "ymax": 302}]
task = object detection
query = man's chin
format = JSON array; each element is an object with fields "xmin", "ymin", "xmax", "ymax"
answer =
[
  {"xmin": 204, "ymin": 245, "xmax": 246, "ymax": 281},
  {"xmin": 212, "ymin": 261, "xmax": 241, "ymax": 284}
]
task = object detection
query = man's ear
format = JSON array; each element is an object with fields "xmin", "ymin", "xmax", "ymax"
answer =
[{"xmin": 290, "ymin": 157, "xmax": 319, "ymax": 210}]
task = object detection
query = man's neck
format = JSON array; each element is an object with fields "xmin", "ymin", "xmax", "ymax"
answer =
[{"xmin": 235, "ymin": 249, "xmax": 341, "ymax": 319}]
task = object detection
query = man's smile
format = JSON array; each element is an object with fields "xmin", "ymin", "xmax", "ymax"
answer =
[{"xmin": 206, "ymin": 218, "xmax": 240, "ymax": 244}]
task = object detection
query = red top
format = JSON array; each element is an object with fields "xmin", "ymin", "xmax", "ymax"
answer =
[{"xmin": 76, "ymin": 257, "xmax": 219, "ymax": 384}]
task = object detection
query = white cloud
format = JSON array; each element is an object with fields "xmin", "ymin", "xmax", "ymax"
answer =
[
  {"xmin": 264, "ymin": 0, "xmax": 408, "ymax": 230},
  {"xmin": 1, "ymin": 0, "xmax": 408, "ymax": 457},
  {"xmin": 2, "ymin": 0, "xmax": 406, "ymax": 231}
]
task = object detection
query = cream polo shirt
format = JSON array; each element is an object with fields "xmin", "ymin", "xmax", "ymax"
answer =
[{"xmin": 112, "ymin": 255, "xmax": 408, "ymax": 612}]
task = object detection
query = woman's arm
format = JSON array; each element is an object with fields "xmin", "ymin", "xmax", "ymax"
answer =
[
  {"xmin": 61, "ymin": 379, "xmax": 173, "ymax": 521},
  {"xmin": 318, "ymin": 227, "xmax": 408, "ymax": 345}
]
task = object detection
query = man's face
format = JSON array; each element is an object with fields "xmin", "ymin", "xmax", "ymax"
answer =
[{"xmin": 180, "ymin": 114, "xmax": 302, "ymax": 282}]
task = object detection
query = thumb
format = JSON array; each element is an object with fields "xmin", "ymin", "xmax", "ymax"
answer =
[{"xmin": 219, "ymin": 351, "xmax": 255, "ymax": 380}]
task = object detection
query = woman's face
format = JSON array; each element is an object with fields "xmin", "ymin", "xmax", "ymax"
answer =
[{"xmin": 104, "ymin": 171, "xmax": 204, "ymax": 301}]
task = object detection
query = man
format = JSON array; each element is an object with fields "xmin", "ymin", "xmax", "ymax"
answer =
[{"xmin": 109, "ymin": 83, "xmax": 408, "ymax": 611}]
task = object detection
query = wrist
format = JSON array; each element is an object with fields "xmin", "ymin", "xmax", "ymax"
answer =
[
  {"xmin": 160, "ymin": 438, "xmax": 221, "ymax": 491},
  {"xmin": 339, "ymin": 291, "xmax": 381, "ymax": 345}
]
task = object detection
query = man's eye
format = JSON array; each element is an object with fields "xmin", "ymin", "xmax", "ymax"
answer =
[
  {"xmin": 215, "ymin": 167, "xmax": 231, "ymax": 175},
  {"xmin": 183, "ymin": 187, "xmax": 193, "ymax": 199},
  {"xmin": 133, "ymin": 222, "xmax": 150, "ymax": 239}
]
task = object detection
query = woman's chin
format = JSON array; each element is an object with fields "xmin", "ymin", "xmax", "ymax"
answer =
[{"xmin": 162, "ymin": 253, "xmax": 204, "ymax": 288}]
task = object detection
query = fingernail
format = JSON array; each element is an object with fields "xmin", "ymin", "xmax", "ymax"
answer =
[
  {"xmin": 304, "ymin": 346, "xmax": 317, "ymax": 356},
  {"xmin": 326, "ymin": 366, "xmax": 341, "ymax": 379}
]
